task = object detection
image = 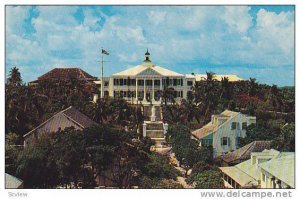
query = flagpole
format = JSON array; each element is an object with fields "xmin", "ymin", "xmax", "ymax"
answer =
[{"xmin": 101, "ymin": 48, "xmax": 104, "ymax": 99}]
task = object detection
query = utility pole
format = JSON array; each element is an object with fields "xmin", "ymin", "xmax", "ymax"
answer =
[
  {"xmin": 100, "ymin": 48, "xmax": 109, "ymax": 99},
  {"xmin": 101, "ymin": 49, "xmax": 104, "ymax": 99}
]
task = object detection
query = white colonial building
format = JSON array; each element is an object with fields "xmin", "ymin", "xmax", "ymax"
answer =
[
  {"xmin": 192, "ymin": 110, "xmax": 256, "ymax": 157},
  {"xmin": 95, "ymin": 50, "xmax": 243, "ymax": 105}
]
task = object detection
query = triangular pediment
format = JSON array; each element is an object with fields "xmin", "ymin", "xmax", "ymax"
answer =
[{"xmin": 136, "ymin": 67, "xmax": 162, "ymax": 77}]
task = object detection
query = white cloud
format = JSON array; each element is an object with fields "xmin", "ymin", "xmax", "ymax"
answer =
[
  {"xmin": 5, "ymin": 6, "xmax": 295, "ymax": 86},
  {"xmin": 6, "ymin": 6, "xmax": 31, "ymax": 34},
  {"xmin": 222, "ymin": 6, "xmax": 253, "ymax": 34},
  {"xmin": 147, "ymin": 10, "xmax": 167, "ymax": 26},
  {"xmin": 255, "ymin": 9, "xmax": 294, "ymax": 55}
]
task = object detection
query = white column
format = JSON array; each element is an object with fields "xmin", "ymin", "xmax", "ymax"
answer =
[
  {"xmin": 160, "ymin": 78, "xmax": 162, "ymax": 90},
  {"xmin": 93, "ymin": 94, "xmax": 98, "ymax": 103},
  {"xmin": 183, "ymin": 78, "xmax": 187, "ymax": 99},
  {"xmin": 152, "ymin": 78, "xmax": 155, "ymax": 102},
  {"xmin": 159, "ymin": 78, "xmax": 163, "ymax": 102},
  {"xmin": 143, "ymin": 78, "xmax": 146, "ymax": 101},
  {"xmin": 135, "ymin": 78, "xmax": 138, "ymax": 102},
  {"xmin": 143, "ymin": 122, "xmax": 147, "ymax": 137}
]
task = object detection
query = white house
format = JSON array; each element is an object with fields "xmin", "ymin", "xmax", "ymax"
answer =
[
  {"xmin": 219, "ymin": 149, "xmax": 294, "ymax": 189},
  {"xmin": 191, "ymin": 110, "xmax": 256, "ymax": 157}
]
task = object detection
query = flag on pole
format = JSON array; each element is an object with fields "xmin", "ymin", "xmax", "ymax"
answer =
[{"xmin": 102, "ymin": 49, "xmax": 109, "ymax": 55}]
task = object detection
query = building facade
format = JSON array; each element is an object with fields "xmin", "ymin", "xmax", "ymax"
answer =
[
  {"xmin": 192, "ymin": 110, "xmax": 256, "ymax": 157},
  {"xmin": 95, "ymin": 50, "xmax": 243, "ymax": 105}
]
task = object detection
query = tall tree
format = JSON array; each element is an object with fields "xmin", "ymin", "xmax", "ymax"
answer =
[{"xmin": 7, "ymin": 67, "xmax": 22, "ymax": 86}]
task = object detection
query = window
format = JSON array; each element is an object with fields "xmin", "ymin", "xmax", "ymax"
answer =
[
  {"xmin": 131, "ymin": 79, "xmax": 136, "ymax": 85},
  {"xmin": 262, "ymin": 174, "xmax": 266, "ymax": 182},
  {"xmin": 221, "ymin": 137, "xmax": 231, "ymax": 146},
  {"xmin": 242, "ymin": 122, "xmax": 247, "ymax": 130},
  {"xmin": 187, "ymin": 81, "xmax": 193, "ymax": 86},
  {"xmin": 154, "ymin": 80, "xmax": 160, "ymax": 86},
  {"xmin": 166, "ymin": 78, "xmax": 170, "ymax": 86},
  {"xmin": 120, "ymin": 79, "xmax": 124, "ymax": 86},
  {"xmin": 231, "ymin": 122, "xmax": 237, "ymax": 130},
  {"xmin": 114, "ymin": 79, "xmax": 120, "ymax": 86},
  {"xmin": 138, "ymin": 80, "xmax": 144, "ymax": 86},
  {"xmin": 201, "ymin": 139, "xmax": 213, "ymax": 147},
  {"xmin": 173, "ymin": 79, "xmax": 177, "ymax": 86},
  {"xmin": 146, "ymin": 80, "xmax": 152, "ymax": 86},
  {"xmin": 222, "ymin": 137, "xmax": 228, "ymax": 146}
]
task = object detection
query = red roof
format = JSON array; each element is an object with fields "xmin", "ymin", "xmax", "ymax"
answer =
[{"xmin": 37, "ymin": 68, "xmax": 96, "ymax": 81}]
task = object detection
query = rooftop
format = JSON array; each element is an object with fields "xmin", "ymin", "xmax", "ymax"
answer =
[
  {"xmin": 24, "ymin": 106, "xmax": 98, "ymax": 138},
  {"xmin": 191, "ymin": 110, "xmax": 240, "ymax": 140},
  {"xmin": 221, "ymin": 141, "xmax": 272, "ymax": 164},
  {"xmin": 220, "ymin": 149, "xmax": 295, "ymax": 188},
  {"xmin": 36, "ymin": 67, "xmax": 96, "ymax": 81},
  {"xmin": 259, "ymin": 153, "xmax": 294, "ymax": 187},
  {"xmin": 219, "ymin": 165, "xmax": 258, "ymax": 187},
  {"xmin": 62, "ymin": 106, "xmax": 98, "ymax": 128},
  {"xmin": 113, "ymin": 64, "xmax": 184, "ymax": 77},
  {"xmin": 185, "ymin": 74, "xmax": 243, "ymax": 82},
  {"xmin": 5, "ymin": 173, "xmax": 23, "ymax": 189}
]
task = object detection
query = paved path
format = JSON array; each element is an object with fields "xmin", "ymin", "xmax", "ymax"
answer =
[{"xmin": 176, "ymin": 176, "xmax": 194, "ymax": 188}]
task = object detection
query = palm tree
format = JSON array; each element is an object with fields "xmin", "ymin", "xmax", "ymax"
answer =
[
  {"xmin": 220, "ymin": 77, "xmax": 230, "ymax": 100},
  {"xmin": 202, "ymin": 72, "xmax": 219, "ymax": 122},
  {"xmin": 180, "ymin": 99, "xmax": 198, "ymax": 126},
  {"xmin": 7, "ymin": 67, "xmax": 22, "ymax": 86},
  {"xmin": 191, "ymin": 81, "xmax": 203, "ymax": 106},
  {"xmin": 249, "ymin": 78, "xmax": 258, "ymax": 97},
  {"xmin": 109, "ymin": 98, "xmax": 131, "ymax": 128},
  {"xmin": 92, "ymin": 98, "xmax": 110, "ymax": 124},
  {"xmin": 268, "ymin": 85, "xmax": 283, "ymax": 112},
  {"xmin": 161, "ymin": 86, "xmax": 176, "ymax": 105},
  {"xmin": 219, "ymin": 77, "xmax": 232, "ymax": 111}
]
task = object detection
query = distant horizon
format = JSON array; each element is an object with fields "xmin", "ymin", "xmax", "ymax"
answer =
[{"xmin": 6, "ymin": 5, "xmax": 295, "ymax": 87}]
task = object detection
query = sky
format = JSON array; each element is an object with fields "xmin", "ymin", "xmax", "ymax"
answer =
[{"xmin": 5, "ymin": 5, "xmax": 295, "ymax": 86}]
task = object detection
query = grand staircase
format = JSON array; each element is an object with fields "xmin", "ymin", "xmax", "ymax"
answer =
[{"xmin": 142, "ymin": 105, "xmax": 166, "ymax": 147}]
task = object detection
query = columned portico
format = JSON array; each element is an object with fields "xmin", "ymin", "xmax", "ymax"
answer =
[{"xmin": 109, "ymin": 50, "xmax": 185, "ymax": 105}]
